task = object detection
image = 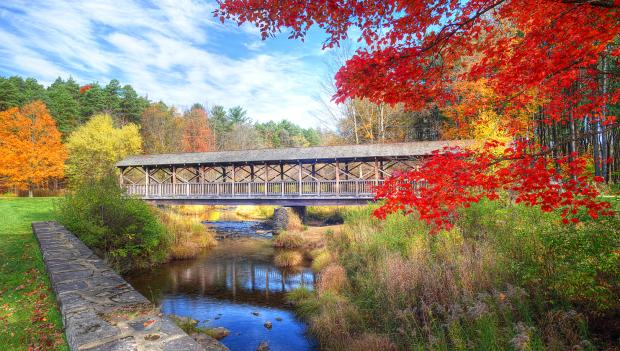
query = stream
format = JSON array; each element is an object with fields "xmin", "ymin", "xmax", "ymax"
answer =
[{"xmin": 125, "ymin": 215, "xmax": 319, "ymax": 351}]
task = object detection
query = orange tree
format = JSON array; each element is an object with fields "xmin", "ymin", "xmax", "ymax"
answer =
[
  {"xmin": 0, "ymin": 101, "xmax": 66, "ymax": 197},
  {"xmin": 182, "ymin": 106, "xmax": 215, "ymax": 152},
  {"xmin": 216, "ymin": 0, "xmax": 619, "ymax": 229}
]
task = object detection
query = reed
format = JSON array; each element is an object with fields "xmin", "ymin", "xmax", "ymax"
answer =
[
  {"xmin": 157, "ymin": 208, "xmax": 216, "ymax": 260},
  {"xmin": 272, "ymin": 231, "xmax": 305, "ymax": 249},
  {"xmin": 273, "ymin": 250, "xmax": 303, "ymax": 267}
]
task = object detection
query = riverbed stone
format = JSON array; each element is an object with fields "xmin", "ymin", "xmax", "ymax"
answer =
[
  {"xmin": 191, "ymin": 333, "xmax": 231, "ymax": 351},
  {"xmin": 204, "ymin": 327, "xmax": 230, "ymax": 340},
  {"xmin": 33, "ymin": 221, "xmax": 228, "ymax": 351},
  {"xmin": 256, "ymin": 340, "xmax": 269, "ymax": 351}
]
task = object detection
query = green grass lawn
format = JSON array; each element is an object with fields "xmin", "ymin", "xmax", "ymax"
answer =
[{"xmin": 0, "ymin": 198, "xmax": 68, "ymax": 350}]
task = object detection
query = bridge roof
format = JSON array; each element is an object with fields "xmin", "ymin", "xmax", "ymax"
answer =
[{"xmin": 116, "ymin": 140, "xmax": 473, "ymax": 167}]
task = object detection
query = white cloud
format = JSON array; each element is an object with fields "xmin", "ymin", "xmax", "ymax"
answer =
[
  {"xmin": 243, "ymin": 41, "xmax": 266, "ymax": 51},
  {"xmin": 0, "ymin": 0, "xmax": 331, "ymax": 128}
]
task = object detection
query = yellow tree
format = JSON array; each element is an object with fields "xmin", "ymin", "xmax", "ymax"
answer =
[
  {"xmin": 0, "ymin": 101, "xmax": 66, "ymax": 197},
  {"xmin": 66, "ymin": 114, "xmax": 142, "ymax": 186},
  {"xmin": 442, "ymin": 78, "xmax": 538, "ymax": 150}
]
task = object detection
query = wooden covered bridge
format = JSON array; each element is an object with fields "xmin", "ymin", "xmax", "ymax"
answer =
[{"xmin": 116, "ymin": 140, "xmax": 469, "ymax": 206}]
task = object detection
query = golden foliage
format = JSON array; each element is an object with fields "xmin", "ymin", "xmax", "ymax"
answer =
[
  {"xmin": 65, "ymin": 114, "xmax": 142, "ymax": 186},
  {"xmin": 442, "ymin": 78, "xmax": 541, "ymax": 148}
]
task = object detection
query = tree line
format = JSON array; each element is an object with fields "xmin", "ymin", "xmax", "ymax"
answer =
[
  {"xmin": 0, "ymin": 75, "xmax": 324, "ymax": 151},
  {"xmin": 0, "ymin": 74, "xmax": 326, "ymax": 194}
]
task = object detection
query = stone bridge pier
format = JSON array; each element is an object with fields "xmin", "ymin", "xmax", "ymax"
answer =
[{"xmin": 272, "ymin": 206, "xmax": 307, "ymax": 233}]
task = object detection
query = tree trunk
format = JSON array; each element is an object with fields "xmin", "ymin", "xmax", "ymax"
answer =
[{"xmin": 352, "ymin": 103, "xmax": 359, "ymax": 144}]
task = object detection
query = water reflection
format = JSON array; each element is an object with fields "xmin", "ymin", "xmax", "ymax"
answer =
[{"xmin": 126, "ymin": 227, "xmax": 318, "ymax": 351}]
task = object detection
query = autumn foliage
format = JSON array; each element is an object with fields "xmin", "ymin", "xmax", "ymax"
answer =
[
  {"xmin": 374, "ymin": 141, "xmax": 613, "ymax": 231},
  {"xmin": 0, "ymin": 101, "xmax": 66, "ymax": 194},
  {"xmin": 182, "ymin": 107, "xmax": 215, "ymax": 152},
  {"xmin": 217, "ymin": 0, "xmax": 619, "ymax": 229},
  {"xmin": 79, "ymin": 84, "xmax": 92, "ymax": 94}
]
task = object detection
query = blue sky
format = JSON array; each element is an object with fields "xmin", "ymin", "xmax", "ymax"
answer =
[{"xmin": 0, "ymin": 0, "xmax": 350, "ymax": 128}]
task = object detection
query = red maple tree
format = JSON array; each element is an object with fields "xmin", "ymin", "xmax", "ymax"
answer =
[{"xmin": 216, "ymin": 0, "xmax": 619, "ymax": 229}]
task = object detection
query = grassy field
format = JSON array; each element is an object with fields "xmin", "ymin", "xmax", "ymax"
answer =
[{"xmin": 0, "ymin": 198, "xmax": 68, "ymax": 350}]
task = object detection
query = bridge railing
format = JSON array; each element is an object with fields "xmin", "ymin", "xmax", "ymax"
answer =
[{"xmin": 122, "ymin": 180, "xmax": 384, "ymax": 199}]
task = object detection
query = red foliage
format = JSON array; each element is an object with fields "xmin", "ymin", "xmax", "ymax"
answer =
[
  {"xmin": 374, "ymin": 141, "xmax": 613, "ymax": 232},
  {"xmin": 79, "ymin": 84, "xmax": 92, "ymax": 94},
  {"xmin": 216, "ymin": 0, "xmax": 619, "ymax": 126},
  {"xmin": 215, "ymin": 0, "xmax": 619, "ymax": 229}
]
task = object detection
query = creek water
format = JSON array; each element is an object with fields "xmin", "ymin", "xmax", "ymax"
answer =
[{"xmin": 125, "ymin": 215, "xmax": 319, "ymax": 351}]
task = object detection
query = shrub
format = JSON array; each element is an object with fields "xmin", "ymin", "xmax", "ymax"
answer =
[
  {"xmin": 289, "ymin": 200, "xmax": 620, "ymax": 349},
  {"xmin": 459, "ymin": 198, "xmax": 620, "ymax": 312},
  {"xmin": 57, "ymin": 178, "xmax": 170, "ymax": 273},
  {"xmin": 273, "ymin": 250, "xmax": 303, "ymax": 267},
  {"xmin": 272, "ymin": 231, "xmax": 305, "ymax": 249}
]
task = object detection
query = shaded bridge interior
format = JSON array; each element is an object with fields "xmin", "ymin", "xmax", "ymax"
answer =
[{"xmin": 116, "ymin": 141, "xmax": 469, "ymax": 206}]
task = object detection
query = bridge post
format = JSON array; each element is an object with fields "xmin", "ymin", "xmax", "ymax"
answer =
[
  {"xmin": 144, "ymin": 167, "xmax": 149, "ymax": 196},
  {"xmin": 172, "ymin": 166, "xmax": 176, "ymax": 196},
  {"xmin": 264, "ymin": 163, "xmax": 268, "ymax": 196},
  {"xmin": 199, "ymin": 165, "xmax": 205, "ymax": 195},
  {"xmin": 374, "ymin": 160, "xmax": 379, "ymax": 185},
  {"xmin": 231, "ymin": 165, "xmax": 236, "ymax": 197},
  {"xmin": 119, "ymin": 167, "xmax": 124, "ymax": 187},
  {"xmin": 335, "ymin": 162, "xmax": 340, "ymax": 196},
  {"xmin": 298, "ymin": 162, "xmax": 302, "ymax": 196}
]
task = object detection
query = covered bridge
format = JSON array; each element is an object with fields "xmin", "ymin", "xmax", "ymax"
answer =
[{"xmin": 116, "ymin": 140, "xmax": 470, "ymax": 206}]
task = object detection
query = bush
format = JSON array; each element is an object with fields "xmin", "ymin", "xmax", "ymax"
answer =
[
  {"xmin": 459, "ymin": 199, "xmax": 620, "ymax": 312},
  {"xmin": 289, "ymin": 200, "xmax": 620, "ymax": 350},
  {"xmin": 57, "ymin": 178, "xmax": 170, "ymax": 273}
]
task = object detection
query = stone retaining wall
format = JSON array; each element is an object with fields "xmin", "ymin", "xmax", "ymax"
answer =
[{"xmin": 33, "ymin": 221, "xmax": 222, "ymax": 351}]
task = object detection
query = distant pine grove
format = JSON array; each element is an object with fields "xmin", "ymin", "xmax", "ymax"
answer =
[{"xmin": 0, "ymin": 75, "xmax": 324, "ymax": 152}]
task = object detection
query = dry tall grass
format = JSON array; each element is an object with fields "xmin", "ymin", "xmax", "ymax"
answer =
[
  {"xmin": 157, "ymin": 208, "xmax": 216, "ymax": 260},
  {"xmin": 286, "ymin": 208, "xmax": 305, "ymax": 231},
  {"xmin": 316, "ymin": 264, "xmax": 347, "ymax": 295},
  {"xmin": 273, "ymin": 250, "xmax": 303, "ymax": 267},
  {"xmin": 286, "ymin": 202, "xmax": 620, "ymax": 350},
  {"xmin": 272, "ymin": 231, "xmax": 305, "ymax": 249}
]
